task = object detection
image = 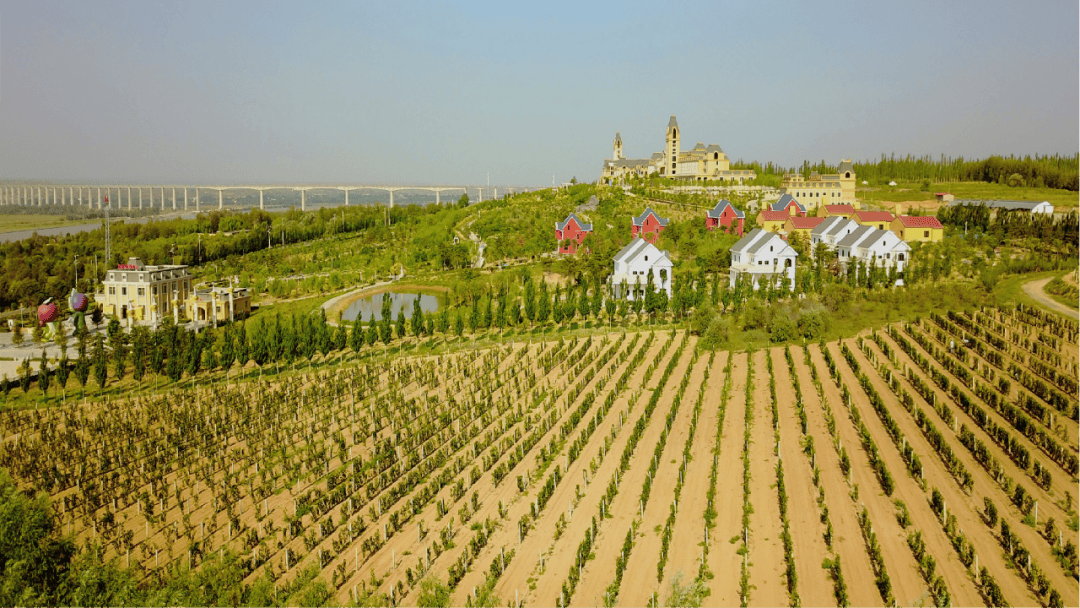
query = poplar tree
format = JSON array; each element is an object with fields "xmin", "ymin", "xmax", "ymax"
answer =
[
  {"xmin": 235, "ymin": 322, "xmax": 249, "ymax": 366},
  {"xmin": 112, "ymin": 332, "xmax": 127, "ymax": 381},
  {"xmin": 537, "ymin": 283, "xmax": 550, "ymax": 324},
  {"xmin": 75, "ymin": 340, "xmax": 90, "ymax": 388},
  {"xmin": 55, "ymin": 353, "xmax": 69, "ymax": 393},
  {"xmin": 551, "ymin": 286, "xmax": 563, "ymax": 324},
  {"xmin": 282, "ymin": 314, "xmax": 298, "ymax": 363},
  {"xmin": 524, "ymin": 279, "xmax": 536, "ymax": 322},
  {"xmin": 349, "ymin": 321, "xmax": 364, "ymax": 354},
  {"xmin": 396, "ymin": 310, "xmax": 407, "ymax": 340},
  {"xmin": 92, "ymin": 335, "xmax": 108, "ymax": 388},
  {"xmin": 37, "ymin": 350, "xmax": 50, "ymax": 396},
  {"xmin": 366, "ymin": 319, "xmax": 379, "ymax": 346}
]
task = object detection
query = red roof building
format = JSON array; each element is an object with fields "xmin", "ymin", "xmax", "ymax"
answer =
[
  {"xmin": 631, "ymin": 207, "xmax": 669, "ymax": 243},
  {"xmin": 820, "ymin": 204, "xmax": 855, "ymax": 219},
  {"xmin": 555, "ymin": 213, "xmax": 593, "ymax": 254},
  {"xmin": 853, "ymin": 210, "xmax": 895, "ymax": 230}
]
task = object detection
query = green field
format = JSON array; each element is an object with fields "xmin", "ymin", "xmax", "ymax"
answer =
[
  {"xmin": 0, "ymin": 214, "xmax": 99, "ymax": 233},
  {"xmin": 859, "ymin": 181, "xmax": 1079, "ymax": 208}
]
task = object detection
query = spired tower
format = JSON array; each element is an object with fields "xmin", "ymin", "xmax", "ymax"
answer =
[
  {"xmin": 664, "ymin": 116, "xmax": 680, "ymax": 175},
  {"xmin": 613, "ymin": 132, "xmax": 624, "ymax": 161}
]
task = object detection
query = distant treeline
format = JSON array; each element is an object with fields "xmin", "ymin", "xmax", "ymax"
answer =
[{"xmin": 731, "ymin": 153, "xmax": 1079, "ymax": 191}]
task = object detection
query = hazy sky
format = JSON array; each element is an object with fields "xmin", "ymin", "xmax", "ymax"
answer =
[{"xmin": 1, "ymin": 1, "xmax": 1077, "ymax": 185}]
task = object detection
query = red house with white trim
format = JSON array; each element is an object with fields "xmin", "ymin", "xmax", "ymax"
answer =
[
  {"xmin": 631, "ymin": 207, "xmax": 669, "ymax": 243},
  {"xmin": 706, "ymin": 199, "xmax": 746, "ymax": 235},
  {"xmin": 769, "ymin": 193, "xmax": 807, "ymax": 217},
  {"xmin": 555, "ymin": 212, "xmax": 593, "ymax": 254}
]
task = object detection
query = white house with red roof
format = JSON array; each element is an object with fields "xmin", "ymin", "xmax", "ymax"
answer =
[
  {"xmin": 609, "ymin": 238, "xmax": 673, "ymax": 300},
  {"xmin": 555, "ymin": 212, "xmax": 593, "ymax": 254},
  {"xmin": 706, "ymin": 199, "xmax": 745, "ymax": 235},
  {"xmin": 631, "ymin": 207, "xmax": 669, "ymax": 243}
]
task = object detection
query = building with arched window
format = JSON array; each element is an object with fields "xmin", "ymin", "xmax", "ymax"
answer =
[
  {"xmin": 779, "ymin": 159, "xmax": 857, "ymax": 211},
  {"xmin": 601, "ymin": 116, "xmax": 757, "ymax": 183},
  {"xmin": 729, "ymin": 228, "xmax": 798, "ymax": 291}
]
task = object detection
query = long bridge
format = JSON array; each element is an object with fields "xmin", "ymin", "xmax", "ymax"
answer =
[{"xmin": 0, "ymin": 183, "xmax": 543, "ymax": 212}]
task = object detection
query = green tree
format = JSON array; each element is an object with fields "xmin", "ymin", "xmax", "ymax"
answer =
[
  {"xmin": 537, "ymin": 283, "xmax": 551, "ymax": 323},
  {"xmin": 349, "ymin": 321, "xmax": 364, "ymax": 354},
  {"xmin": 10, "ymin": 323, "xmax": 23, "ymax": 348},
  {"xmin": 18, "ymin": 358, "xmax": 32, "ymax": 394},
  {"xmin": 235, "ymin": 322, "xmax": 249, "ymax": 366},
  {"xmin": 524, "ymin": 279, "xmax": 537, "ymax": 322},
  {"xmin": 53, "ymin": 321, "xmax": 68, "ymax": 355},
  {"xmin": 664, "ymin": 570, "xmax": 706, "ymax": 608},
  {"xmin": 396, "ymin": 310, "xmax": 408, "ymax": 340},
  {"xmin": 74, "ymin": 340, "xmax": 90, "ymax": 388},
  {"xmin": 454, "ymin": 311, "xmax": 465, "ymax": 336},
  {"xmin": 411, "ymin": 296, "xmax": 425, "ymax": 337},
  {"xmin": 92, "ymin": 335, "xmax": 108, "ymax": 388},
  {"xmin": 55, "ymin": 353, "xmax": 69, "ymax": 393},
  {"xmin": 219, "ymin": 326, "xmax": 235, "ymax": 371},
  {"xmin": 31, "ymin": 324, "xmax": 43, "ymax": 345},
  {"xmin": 0, "ymin": 469, "xmax": 77, "ymax": 607},
  {"xmin": 416, "ymin": 575, "xmax": 451, "ymax": 608},
  {"xmin": 37, "ymin": 352, "xmax": 51, "ymax": 395},
  {"xmin": 366, "ymin": 319, "xmax": 379, "ymax": 346}
]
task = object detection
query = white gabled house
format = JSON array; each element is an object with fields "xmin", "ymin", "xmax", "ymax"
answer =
[
  {"xmin": 729, "ymin": 228, "xmax": 798, "ymax": 291},
  {"xmin": 835, "ymin": 225, "xmax": 911, "ymax": 277},
  {"xmin": 810, "ymin": 216, "xmax": 860, "ymax": 254},
  {"xmin": 609, "ymin": 238, "xmax": 673, "ymax": 300}
]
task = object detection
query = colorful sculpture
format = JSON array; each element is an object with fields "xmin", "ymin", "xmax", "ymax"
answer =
[
  {"xmin": 67, "ymin": 289, "xmax": 88, "ymax": 334},
  {"xmin": 68, "ymin": 290, "xmax": 89, "ymax": 312},
  {"xmin": 38, "ymin": 299, "xmax": 58, "ymax": 325}
]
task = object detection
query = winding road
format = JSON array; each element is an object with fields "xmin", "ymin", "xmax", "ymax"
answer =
[{"xmin": 1022, "ymin": 275, "xmax": 1078, "ymax": 320}]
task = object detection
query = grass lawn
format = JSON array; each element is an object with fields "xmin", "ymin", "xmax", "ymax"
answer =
[
  {"xmin": 993, "ymin": 270, "xmax": 1076, "ymax": 320},
  {"xmin": 0, "ymin": 214, "xmax": 99, "ymax": 233},
  {"xmin": 858, "ymin": 181, "xmax": 1079, "ymax": 209}
]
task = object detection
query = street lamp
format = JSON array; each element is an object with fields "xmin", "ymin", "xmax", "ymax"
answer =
[{"xmin": 74, "ymin": 255, "xmax": 79, "ymax": 291}]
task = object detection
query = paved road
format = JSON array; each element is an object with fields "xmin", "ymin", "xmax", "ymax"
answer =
[{"xmin": 1022, "ymin": 276, "xmax": 1079, "ymax": 320}]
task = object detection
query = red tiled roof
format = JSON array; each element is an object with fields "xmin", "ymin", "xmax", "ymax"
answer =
[
  {"xmin": 786, "ymin": 216, "xmax": 825, "ymax": 230},
  {"xmin": 824, "ymin": 204, "xmax": 854, "ymax": 214},
  {"xmin": 758, "ymin": 210, "xmax": 790, "ymax": 222},
  {"xmin": 897, "ymin": 215, "xmax": 943, "ymax": 229},
  {"xmin": 855, "ymin": 210, "xmax": 895, "ymax": 223}
]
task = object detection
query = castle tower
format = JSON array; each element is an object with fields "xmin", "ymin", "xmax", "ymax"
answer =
[
  {"xmin": 613, "ymin": 132, "xmax": 623, "ymax": 161},
  {"xmin": 838, "ymin": 159, "xmax": 856, "ymax": 204},
  {"xmin": 665, "ymin": 116, "xmax": 680, "ymax": 175}
]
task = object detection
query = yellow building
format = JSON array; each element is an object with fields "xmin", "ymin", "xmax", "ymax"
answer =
[
  {"xmin": 891, "ymin": 216, "xmax": 944, "ymax": 243},
  {"xmin": 780, "ymin": 159, "xmax": 857, "ymax": 212},
  {"xmin": 602, "ymin": 116, "xmax": 757, "ymax": 183},
  {"xmin": 816, "ymin": 203, "xmax": 856, "ymax": 219},
  {"xmin": 756, "ymin": 210, "xmax": 791, "ymax": 232},
  {"xmin": 188, "ymin": 285, "xmax": 252, "ymax": 324},
  {"xmin": 97, "ymin": 257, "xmax": 191, "ymax": 322}
]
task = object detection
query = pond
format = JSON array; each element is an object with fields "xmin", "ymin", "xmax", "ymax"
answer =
[{"xmin": 340, "ymin": 291, "xmax": 441, "ymax": 323}]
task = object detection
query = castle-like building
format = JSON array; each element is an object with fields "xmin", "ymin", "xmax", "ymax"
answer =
[
  {"xmin": 601, "ymin": 116, "xmax": 756, "ymax": 183},
  {"xmin": 779, "ymin": 160, "xmax": 857, "ymax": 211}
]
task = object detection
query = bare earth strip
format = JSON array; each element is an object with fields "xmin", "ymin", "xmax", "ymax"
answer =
[
  {"xmin": 845, "ymin": 336, "xmax": 994, "ymax": 607},
  {"xmin": 659, "ymin": 351, "xmax": 729, "ymax": 591},
  {"xmin": 816, "ymin": 345, "xmax": 937, "ymax": 604},
  {"xmin": 869, "ymin": 331, "xmax": 1079, "ymax": 605},
  {"xmin": 771, "ymin": 346, "xmax": 835, "ymax": 607},
  {"xmin": 791, "ymin": 346, "xmax": 882, "ymax": 608},
  {"xmin": 617, "ymin": 351, "xmax": 707, "ymax": 606},
  {"xmin": 703, "ymin": 352, "xmax": 748, "ymax": 608},
  {"xmin": 746, "ymin": 350, "xmax": 788, "ymax": 607}
]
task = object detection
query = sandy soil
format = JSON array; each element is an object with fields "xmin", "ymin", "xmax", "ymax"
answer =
[
  {"xmin": 617, "ymin": 352, "xmax": 706, "ymax": 606},
  {"xmin": 790, "ymin": 346, "xmax": 882, "ymax": 608},
  {"xmin": 703, "ymin": 352, "xmax": 747, "ymax": 607},
  {"xmin": 869, "ymin": 332, "xmax": 1079, "ymax": 604},
  {"xmin": 745, "ymin": 350, "xmax": 787, "ymax": 607},
  {"xmin": 770, "ymin": 346, "xmax": 835, "ymax": 607},
  {"xmin": 658, "ymin": 351, "xmax": 728, "ymax": 593}
]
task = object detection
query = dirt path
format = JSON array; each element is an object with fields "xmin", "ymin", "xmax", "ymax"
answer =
[
  {"xmin": 869, "ymin": 332, "xmax": 1079, "ymax": 604},
  {"xmin": 791, "ymin": 347, "xmax": 882, "ymax": 608},
  {"xmin": 771, "ymin": 346, "xmax": 834, "ymax": 607},
  {"xmin": 746, "ymin": 350, "xmax": 787, "ymax": 607},
  {"xmin": 1023, "ymin": 276, "xmax": 1079, "ymax": 320},
  {"xmin": 659, "ymin": 352, "xmax": 728, "ymax": 592},
  {"xmin": 703, "ymin": 352, "xmax": 748, "ymax": 607},
  {"xmin": 617, "ymin": 352, "xmax": 708, "ymax": 606}
]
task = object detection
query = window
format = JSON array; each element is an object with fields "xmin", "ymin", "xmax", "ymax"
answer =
[
  {"xmin": 121, "ymin": 287, "xmax": 127, "ymax": 296},
  {"xmin": 108, "ymin": 287, "xmax": 115, "ymax": 295},
  {"xmin": 137, "ymin": 288, "xmax": 145, "ymax": 296},
  {"xmin": 924, "ymin": 230, "xmax": 929, "ymax": 238}
]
